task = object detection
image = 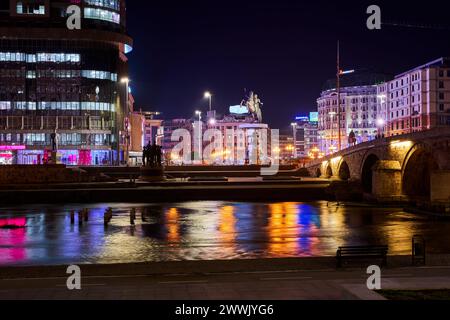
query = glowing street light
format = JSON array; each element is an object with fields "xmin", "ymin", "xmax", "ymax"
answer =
[
  {"xmin": 329, "ymin": 111, "xmax": 337, "ymax": 154},
  {"xmin": 376, "ymin": 118, "xmax": 386, "ymax": 138},
  {"xmin": 376, "ymin": 118, "xmax": 385, "ymax": 127},
  {"xmin": 339, "ymin": 69, "xmax": 355, "ymax": 75},
  {"xmin": 204, "ymin": 91, "xmax": 212, "ymax": 111}
]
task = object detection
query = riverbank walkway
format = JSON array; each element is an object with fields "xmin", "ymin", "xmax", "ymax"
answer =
[{"xmin": 1, "ymin": 256, "xmax": 450, "ymax": 300}]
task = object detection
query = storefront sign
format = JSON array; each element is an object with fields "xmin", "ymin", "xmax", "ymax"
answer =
[{"xmin": 0, "ymin": 145, "xmax": 26, "ymax": 151}]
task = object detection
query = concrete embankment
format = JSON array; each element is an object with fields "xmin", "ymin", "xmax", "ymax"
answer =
[
  {"xmin": 0, "ymin": 181, "xmax": 330, "ymax": 204},
  {"xmin": 2, "ymin": 255, "xmax": 450, "ymax": 280}
]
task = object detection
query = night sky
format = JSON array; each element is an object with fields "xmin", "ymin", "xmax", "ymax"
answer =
[{"xmin": 126, "ymin": 0, "xmax": 450, "ymax": 130}]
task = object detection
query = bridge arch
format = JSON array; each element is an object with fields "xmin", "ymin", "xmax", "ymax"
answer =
[
  {"xmin": 338, "ymin": 160, "xmax": 351, "ymax": 181},
  {"xmin": 402, "ymin": 143, "xmax": 439, "ymax": 200},
  {"xmin": 361, "ymin": 154, "xmax": 380, "ymax": 193},
  {"xmin": 315, "ymin": 168, "xmax": 322, "ymax": 178},
  {"xmin": 325, "ymin": 164, "xmax": 333, "ymax": 178}
]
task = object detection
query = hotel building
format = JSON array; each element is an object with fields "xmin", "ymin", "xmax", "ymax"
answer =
[
  {"xmin": 317, "ymin": 72, "xmax": 391, "ymax": 154},
  {"xmin": 378, "ymin": 57, "xmax": 450, "ymax": 136},
  {"xmin": 0, "ymin": 0, "xmax": 133, "ymax": 165}
]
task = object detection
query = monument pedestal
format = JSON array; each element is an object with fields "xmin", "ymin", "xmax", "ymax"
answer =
[{"xmin": 140, "ymin": 166, "xmax": 165, "ymax": 182}]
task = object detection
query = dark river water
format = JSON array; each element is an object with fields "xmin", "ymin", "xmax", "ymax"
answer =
[{"xmin": 1, "ymin": 201, "xmax": 449, "ymax": 266}]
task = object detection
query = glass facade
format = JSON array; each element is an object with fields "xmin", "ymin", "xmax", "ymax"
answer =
[
  {"xmin": 84, "ymin": 0, "xmax": 120, "ymax": 11},
  {"xmin": 84, "ymin": 7, "xmax": 120, "ymax": 24},
  {"xmin": 16, "ymin": 2, "xmax": 46, "ymax": 15},
  {"xmin": 0, "ymin": 0, "xmax": 132, "ymax": 166}
]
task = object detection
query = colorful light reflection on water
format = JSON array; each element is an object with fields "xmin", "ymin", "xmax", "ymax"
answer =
[{"xmin": 0, "ymin": 201, "xmax": 449, "ymax": 266}]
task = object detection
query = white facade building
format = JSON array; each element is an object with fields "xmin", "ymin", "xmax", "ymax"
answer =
[
  {"xmin": 378, "ymin": 57, "xmax": 450, "ymax": 136},
  {"xmin": 317, "ymin": 73, "xmax": 389, "ymax": 154}
]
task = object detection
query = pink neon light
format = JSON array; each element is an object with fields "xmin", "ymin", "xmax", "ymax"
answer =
[{"xmin": 0, "ymin": 145, "xmax": 26, "ymax": 151}]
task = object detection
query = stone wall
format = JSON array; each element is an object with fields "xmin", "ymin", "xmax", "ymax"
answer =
[
  {"xmin": 0, "ymin": 165, "xmax": 89, "ymax": 184},
  {"xmin": 372, "ymin": 161, "xmax": 403, "ymax": 201},
  {"xmin": 431, "ymin": 170, "xmax": 450, "ymax": 203}
]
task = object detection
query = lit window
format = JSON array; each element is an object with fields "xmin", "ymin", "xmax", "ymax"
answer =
[
  {"xmin": 16, "ymin": 3, "xmax": 46, "ymax": 15},
  {"xmin": 84, "ymin": 7, "xmax": 120, "ymax": 24},
  {"xmin": 16, "ymin": 2, "xmax": 23, "ymax": 14},
  {"xmin": 84, "ymin": 0, "xmax": 120, "ymax": 11}
]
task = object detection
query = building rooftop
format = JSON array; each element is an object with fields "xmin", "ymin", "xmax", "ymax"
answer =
[
  {"xmin": 395, "ymin": 57, "xmax": 450, "ymax": 78},
  {"xmin": 322, "ymin": 71, "xmax": 393, "ymax": 91}
]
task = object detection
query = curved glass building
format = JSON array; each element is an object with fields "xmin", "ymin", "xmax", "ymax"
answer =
[{"xmin": 0, "ymin": 0, "xmax": 133, "ymax": 165}]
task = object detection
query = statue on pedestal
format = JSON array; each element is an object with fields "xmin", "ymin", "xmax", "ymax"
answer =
[
  {"xmin": 142, "ymin": 142, "xmax": 163, "ymax": 168},
  {"xmin": 140, "ymin": 141, "xmax": 165, "ymax": 182}
]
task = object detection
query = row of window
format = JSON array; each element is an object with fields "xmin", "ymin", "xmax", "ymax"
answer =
[
  {"xmin": 85, "ymin": 0, "xmax": 120, "ymax": 11},
  {"xmin": 84, "ymin": 8, "xmax": 120, "ymax": 24},
  {"xmin": 0, "ymin": 133, "xmax": 112, "ymax": 147},
  {"xmin": 0, "ymin": 52, "xmax": 81, "ymax": 63},
  {"xmin": 0, "ymin": 101, "xmax": 116, "ymax": 112},
  {"xmin": 387, "ymin": 70, "xmax": 449, "ymax": 91},
  {"xmin": 16, "ymin": 2, "xmax": 45, "ymax": 15},
  {"xmin": 7, "ymin": 69, "xmax": 118, "ymax": 81},
  {"xmin": 439, "ymin": 70, "xmax": 450, "ymax": 78}
]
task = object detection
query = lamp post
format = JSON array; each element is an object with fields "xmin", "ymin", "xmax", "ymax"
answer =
[
  {"xmin": 204, "ymin": 91, "xmax": 212, "ymax": 112},
  {"xmin": 376, "ymin": 118, "xmax": 385, "ymax": 138},
  {"xmin": 291, "ymin": 122, "xmax": 297, "ymax": 159},
  {"xmin": 195, "ymin": 110, "xmax": 202, "ymax": 164},
  {"xmin": 120, "ymin": 77, "xmax": 130, "ymax": 166},
  {"xmin": 329, "ymin": 111, "xmax": 337, "ymax": 154}
]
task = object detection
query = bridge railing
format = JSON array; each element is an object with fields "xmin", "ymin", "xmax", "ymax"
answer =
[{"xmin": 307, "ymin": 128, "xmax": 450, "ymax": 167}]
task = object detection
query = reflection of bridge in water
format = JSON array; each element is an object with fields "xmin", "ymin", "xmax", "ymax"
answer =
[{"xmin": 306, "ymin": 128, "xmax": 450, "ymax": 205}]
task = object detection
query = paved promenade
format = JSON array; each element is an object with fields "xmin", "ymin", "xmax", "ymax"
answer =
[{"xmin": 1, "ymin": 257, "xmax": 450, "ymax": 300}]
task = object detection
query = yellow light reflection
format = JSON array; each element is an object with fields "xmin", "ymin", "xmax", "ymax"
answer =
[
  {"xmin": 390, "ymin": 140, "xmax": 413, "ymax": 149},
  {"xmin": 166, "ymin": 208, "xmax": 180, "ymax": 242},
  {"xmin": 219, "ymin": 206, "xmax": 236, "ymax": 244},
  {"xmin": 268, "ymin": 203, "xmax": 299, "ymax": 255}
]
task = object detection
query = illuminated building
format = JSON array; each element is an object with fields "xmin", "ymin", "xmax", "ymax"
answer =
[
  {"xmin": 0, "ymin": 0, "xmax": 133, "ymax": 165},
  {"xmin": 317, "ymin": 72, "xmax": 391, "ymax": 154},
  {"xmin": 141, "ymin": 112, "xmax": 163, "ymax": 147},
  {"xmin": 127, "ymin": 111, "xmax": 163, "ymax": 165},
  {"xmin": 211, "ymin": 118, "xmax": 270, "ymax": 165},
  {"xmin": 160, "ymin": 119, "xmax": 193, "ymax": 164},
  {"xmin": 205, "ymin": 92, "xmax": 270, "ymax": 165},
  {"xmin": 292, "ymin": 113, "xmax": 319, "ymax": 159},
  {"xmin": 162, "ymin": 92, "xmax": 272, "ymax": 165},
  {"xmin": 378, "ymin": 57, "xmax": 450, "ymax": 137},
  {"xmin": 278, "ymin": 135, "xmax": 295, "ymax": 164}
]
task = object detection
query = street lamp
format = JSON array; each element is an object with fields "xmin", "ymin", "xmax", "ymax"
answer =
[
  {"xmin": 195, "ymin": 110, "xmax": 202, "ymax": 121},
  {"xmin": 195, "ymin": 110, "xmax": 202, "ymax": 164},
  {"xmin": 204, "ymin": 91, "xmax": 212, "ymax": 112},
  {"xmin": 376, "ymin": 118, "xmax": 386, "ymax": 138},
  {"xmin": 329, "ymin": 111, "xmax": 337, "ymax": 154},
  {"xmin": 291, "ymin": 122, "xmax": 297, "ymax": 158}
]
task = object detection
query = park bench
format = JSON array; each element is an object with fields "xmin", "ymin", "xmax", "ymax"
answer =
[{"xmin": 336, "ymin": 245, "xmax": 388, "ymax": 268}]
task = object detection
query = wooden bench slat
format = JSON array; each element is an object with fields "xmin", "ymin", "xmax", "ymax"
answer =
[{"xmin": 336, "ymin": 245, "xmax": 388, "ymax": 268}]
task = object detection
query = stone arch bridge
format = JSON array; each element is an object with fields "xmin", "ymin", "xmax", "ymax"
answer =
[{"xmin": 306, "ymin": 128, "xmax": 450, "ymax": 203}]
